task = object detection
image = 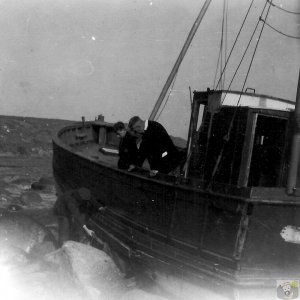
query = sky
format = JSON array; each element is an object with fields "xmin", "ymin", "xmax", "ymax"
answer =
[{"xmin": 0, "ymin": 0, "xmax": 299, "ymax": 138}]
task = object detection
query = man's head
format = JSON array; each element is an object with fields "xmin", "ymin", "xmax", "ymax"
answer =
[
  {"xmin": 77, "ymin": 187, "xmax": 91, "ymax": 201},
  {"xmin": 128, "ymin": 116, "xmax": 145, "ymax": 137},
  {"xmin": 113, "ymin": 121, "xmax": 127, "ymax": 138}
]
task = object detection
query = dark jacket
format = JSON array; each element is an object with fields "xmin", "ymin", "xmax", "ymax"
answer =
[
  {"xmin": 136, "ymin": 120, "xmax": 181, "ymax": 173},
  {"xmin": 118, "ymin": 132, "xmax": 139, "ymax": 169},
  {"xmin": 53, "ymin": 189, "xmax": 101, "ymax": 227}
]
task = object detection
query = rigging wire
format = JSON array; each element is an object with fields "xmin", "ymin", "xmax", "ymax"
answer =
[
  {"xmin": 155, "ymin": 72, "xmax": 178, "ymax": 121},
  {"xmin": 207, "ymin": 0, "xmax": 273, "ymax": 187},
  {"xmin": 223, "ymin": 0, "xmax": 228, "ymax": 90},
  {"xmin": 213, "ymin": 0, "xmax": 228, "ymax": 90},
  {"xmin": 239, "ymin": 1, "xmax": 274, "ymax": 102},
  {"xmin": 267, "ymin": 0, "xmax": 300, "ymax": 14},
  {"xmin": 213, "ymin": 41, "xmax": 223, "ymax": 89},
  {"xmin": 221, "ymin": 26, "xmax": 260, "ymax": 103},
  {"xmin": 260, "ymin": 18, "xmax": 300, "ymax": 39},
  {"xmin": 220, "ymin": 0, "xmax": 270, "ymax": 105},
  {"xmin": 159, "ymin": 1, "xmax": 298, "ymax": 125},
  {"xmin": 214, "ymin": 0, "xmax": 255, "ymax": 91}
]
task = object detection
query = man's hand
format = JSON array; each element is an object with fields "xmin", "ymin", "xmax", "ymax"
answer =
[
  {"xmin": 128, "ymin": 165, "xmax": 136, "ymax": 172},
  {"xmin": 83, "ymin": 225, "xmax": 95, "ymax": 237}
]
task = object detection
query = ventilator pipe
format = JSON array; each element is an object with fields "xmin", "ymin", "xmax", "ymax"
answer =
[{"xmin": 287, "ymin": 69, "xmax": 300, "ymax": 195}]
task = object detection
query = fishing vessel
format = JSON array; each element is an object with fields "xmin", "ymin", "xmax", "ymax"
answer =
[{"xmin": 52, "ymin": 1, "xmax": 300, "ymax": 299}]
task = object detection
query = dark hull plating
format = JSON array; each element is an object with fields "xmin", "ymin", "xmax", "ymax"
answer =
[{"xmin": 52, "ymin": 120, "xmax": 300, "ymax": 299}]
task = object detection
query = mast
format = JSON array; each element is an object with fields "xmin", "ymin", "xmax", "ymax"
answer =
[
  {"xmin": 149, "ymin": 0, "xmax": 212, "ymax": 121},
  {"xmin": 287, "ymin": 69, "xmax": 300, "ymax": 195}
]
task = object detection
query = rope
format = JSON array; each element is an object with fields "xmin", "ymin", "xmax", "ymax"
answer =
[
  {"xmin": 221, "ymin": 10, "xmax": 262, "ymax": 104},
  {"xmin": 240, "ymin": 2, "xmax": 272, "ymax": 102},
  {"xmin": 207, "ymin": 0, "xmax": 272, "ymax": 187},
  {"xmin": 213, "ymin": 40, "xmax": 223, "ymax": 89},
  {"xmin": 213, "ymin": 0, "xmax": 228, "ymax": 90},
  {"xmin": 260, "ymin": 18, "xmax": 300, "ymax": 39},
  {"xmin": 219, "ymin": 0, "xmax": 227, "ymax": 89},
  {"xmin": 267, "ymin": 0, "xmax": 300, "ymax": 14},
  {"xmin": 224, "ymin": 0, "xmax": 228, "ymax": 89},
  {"xmin": 214, "ymin": 0, "xmax": 255, "ymax": 90}
]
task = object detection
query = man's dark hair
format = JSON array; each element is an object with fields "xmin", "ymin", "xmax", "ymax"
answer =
[
  {"xmin": 113, "ymin": 121, "xmax": 125, "ymax": 133},
  {"xmin": 128, "ymin": 116, "xmax": 141, "ymax": 130}
]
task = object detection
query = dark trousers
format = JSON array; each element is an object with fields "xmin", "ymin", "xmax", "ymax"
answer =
[
  {"xmin": 57, "ymin": 214, "xmax": 86, "ymax": 246},
  {"xmin": 157, "ymin": 151, "xmax": 185, "ymax": 174}
]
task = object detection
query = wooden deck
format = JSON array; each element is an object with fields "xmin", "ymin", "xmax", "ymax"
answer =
[
  {"xmin": 73, "ymin": 142, "xmax": 119, "ymax": 167},
  {"xmin": 73, "ymin": 141, "xmax": 153, "ymax": 170}
]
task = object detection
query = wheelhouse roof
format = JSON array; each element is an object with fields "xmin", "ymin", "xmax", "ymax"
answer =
[{"xmin": 195, "ymin": 90, "xmax": 295, "ymax": 113}]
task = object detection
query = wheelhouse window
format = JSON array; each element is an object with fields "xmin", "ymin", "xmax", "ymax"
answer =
[
  {"xmin": 191, "ymin": 107, "xmax": 289, "ymax": 188},
  {"xmin": 191, "ymin": 107, "xmax": 248, "ymax": 185},
  {"xmin": 247, "ymin": 114, "xmax": 288, "ymax": 187}
]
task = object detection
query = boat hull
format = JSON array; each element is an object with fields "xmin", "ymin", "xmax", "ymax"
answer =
[{"xmin": 52, "ymin": 122, "xmax": 300, "ymax": 300}]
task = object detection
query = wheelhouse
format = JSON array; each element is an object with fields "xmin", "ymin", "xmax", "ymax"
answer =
[{"xmin": 187, "ymin": 90, "xmax": 295, "ymax": 188}]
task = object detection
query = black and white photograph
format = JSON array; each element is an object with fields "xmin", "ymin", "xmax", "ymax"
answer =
[{"xmin": 0, "ymin": 0, "xmax": 299, "ymax": 299}]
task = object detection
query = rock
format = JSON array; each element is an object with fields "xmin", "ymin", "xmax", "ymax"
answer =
[
  {"xmin": 4, "ymin": 186, "xmax": 22, "ymax": 197},
  {"xmin": 43, "ymin": 247, "xmax": 74, "ymax": 276},
  {"xmin": 0, "ymin": 244, "xmax": 29, "ymax": 265},
  {"xmin": 46, "ymin": 224, "xmax": 59, "ymax": 242},
  {"xmin": 9, "ymin": 261, "xmax": 87, "ymax": 300},
  {"xmin": 39, "ymin": 176, "xmax": 55, "ymax": 185},
  {"xmin": 0, "ymin": 245, "xmax": 88, "ymax": 300},
  {"xmin": 29, "ymin": 241, "xmax": 57, "ymax": 260},
  {"xmin": 0, "ymin": 195, "xmax": 27, "ymax": 209},
  {"xmin": 45, "ymin": 241, "xmax": 128, "ymax": 300},
  {"xmin": 0, "ymin": 210, "xmax": 57, "ymax": 253},
  {"xmin": 63, "ymin": 241, "xmax": 127, "ymax": 297},
  {"xmin": 20, "ymin": 190, "xmax": 43, "ymax": 204},
  {"xmin": 6, "ymin": 204, "xmax": 23, "ymax": 211},
  {"xmin": 31, "ymin": 182, "xmax": 48, "ymax": 190},
  {"xmin": 121, "ymin": 289, "xmax": 169, "ymax": 300},
  {"xmin": 11, "ymin": 177, "xmax": 32, "ymax": 185},
  {"xmin": 11, "ymin": 177, "xmax": 32, "ymax": 189},
  {"xmin": 31, "ymin": 176, "xmax": 55, "ymax": 192},
  {"xmin": 3, "ymin": 175, "xmax": 20, "ymax": 183},
  {"xmin": 0, "ymin": 193, "xmax": 14, "ymax": 205}
]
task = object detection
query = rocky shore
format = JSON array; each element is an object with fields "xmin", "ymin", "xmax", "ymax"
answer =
[
  {"xmin": 0, "ymin": 115, "xmax": 72, "ymax": 157},
  {"xmin": 0, "ymin": 116, "xmax": 170, "ymax": 300}
]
